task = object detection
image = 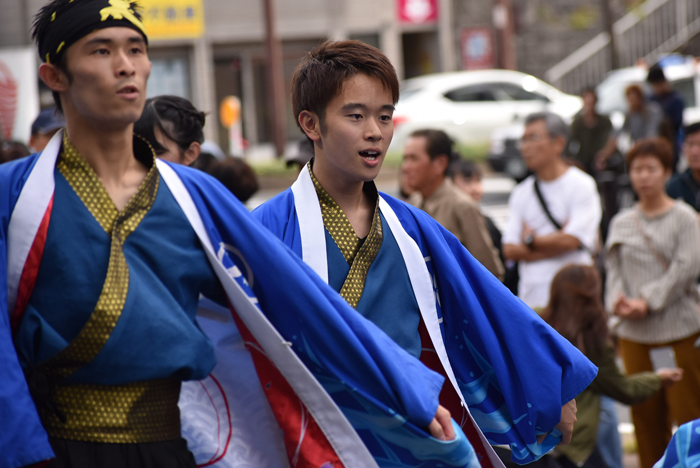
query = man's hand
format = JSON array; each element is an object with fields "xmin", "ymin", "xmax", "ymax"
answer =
[
  {"xmin": 428, "ymin": 405, "xmax": 455, "ymax": 441},
  {"xmin": 536, "ymin": 399, "xmax": 577, "ymax": 445},
  {"xmin": 657, "ymin": 368, "xmax": 683, "ymax": 387}
]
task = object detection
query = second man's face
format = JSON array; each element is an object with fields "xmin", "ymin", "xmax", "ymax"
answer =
[
  {"xmin": 314, "ymin": 73, "xmax": 395, "ymax": 185},
  {"xmin": 61, "ymin": 27, "xmax": 151, "ymax": 128}
]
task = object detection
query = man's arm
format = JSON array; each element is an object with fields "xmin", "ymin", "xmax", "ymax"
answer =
[{"xmin": 503, "ymin": 231, "xmax": 580, "ymax": 262}]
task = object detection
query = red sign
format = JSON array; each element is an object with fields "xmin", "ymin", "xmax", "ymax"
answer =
[
  {"xmin": 461, "ymin": 28, "xmax": 495, "ymax": 70},
  {"xmin": 397, "ymin": 0, "xmax": 438, "ymax": 24}
]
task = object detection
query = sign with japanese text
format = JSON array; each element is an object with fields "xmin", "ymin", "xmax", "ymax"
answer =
[
  {"xmin": 461, "ymin": 28, "xmax": 495, "ymax": 70},
  {"xmin": 141, "ymin": 0, "xmax": 204, "ymax": 40},
  {"xmin": 397, "ymin": 0, "xmax": 438, "ymax": 24}
]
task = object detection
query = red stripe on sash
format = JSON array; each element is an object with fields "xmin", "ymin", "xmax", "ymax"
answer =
[
  {"xmin": 229, "ymin": 304, "xmax": 344, "ymax": 468},
  {"xmin": 419, "ymin": 320, "xmax": 494, "ymax": 468},
  {"xmin": 11, "ymin": 197, "xmax": 53, "ymax": 334}
]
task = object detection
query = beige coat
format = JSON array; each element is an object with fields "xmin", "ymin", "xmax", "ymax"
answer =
[{"xmin": 410, "ymin": 179, "xmax": 505, "ymax": 281}]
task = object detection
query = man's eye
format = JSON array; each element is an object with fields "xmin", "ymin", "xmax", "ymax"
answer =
[
  {"xmin": 379, "ymin": 115, "xmax": 392, "ymax": 121},
  {"xmin": 131, "ymin": 47, "xmax": 144, "ymax": 54},
  {"xmin": 349, "ymin": 114, "xmax": 362, "ymax": 120},
  {"xmin": 94, "ymin": 49, "xmax": 109, "ymax": 55}
]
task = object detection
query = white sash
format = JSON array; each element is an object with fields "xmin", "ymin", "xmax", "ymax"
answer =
[{"xmin": 290, "ymin": 168, "xmax": 504, "ymax": 468}]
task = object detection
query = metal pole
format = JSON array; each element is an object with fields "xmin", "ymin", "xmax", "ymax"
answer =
[
  {"xmin": 600, "ymin": 0, "xmax": 619, "ymax": 70},
  {"xmin": 263, "ymin": 0, "xmax": 287, "ymax": 158}
]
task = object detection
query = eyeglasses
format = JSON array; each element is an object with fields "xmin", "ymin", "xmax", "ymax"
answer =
[{"xmin": 520, "ymin": 133, "xmax": 551, "ymax": 145}]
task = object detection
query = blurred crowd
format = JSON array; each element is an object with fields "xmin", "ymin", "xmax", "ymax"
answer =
[{"xmin": 398, "ymin": 63, "xmax": 700, "ymax": 468}]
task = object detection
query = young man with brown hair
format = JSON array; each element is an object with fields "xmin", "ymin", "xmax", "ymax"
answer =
[
  {"xmin": 254, "ymin": 40, "xmax": 598, "ymax": 468},
  {"xmin": 0, "ymin": 2, "xmax": 468, "ymax": 467}
]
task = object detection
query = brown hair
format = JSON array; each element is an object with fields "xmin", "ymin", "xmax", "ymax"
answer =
[
  {"xmin": 291, "ymin": 40, "xmax": 399, "ymax": 135},
  {"xmin": 625, "ymin": 137, "xmax": 674, "ymax": 171},
  {"xmin": 625, "ymin": 84, "xmax": 644, "ymax": 99},
  {"xmin": 541, "ymin": 265, "xmax": 609, "ymax": 357}
]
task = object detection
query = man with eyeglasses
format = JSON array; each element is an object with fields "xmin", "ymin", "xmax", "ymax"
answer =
[
  {"xmin": 667, "ymin": 122, "xmax": 700, "ymax": 212},
  {"xmin": 502, "ymin": 112, "xmax": 601, "ymax": 309}
]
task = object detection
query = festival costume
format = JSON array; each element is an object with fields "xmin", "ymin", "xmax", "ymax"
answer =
[
  {"xmin": 1, "ymin": 131, "xmax": 480, "ymax": 468},
  {"xmin": 653, "ymin": 418, "xmax": 700, "ymax": 468},
  {"xmin": 252, "ymin": 164, "xmax": 599, "ymax": 467}
]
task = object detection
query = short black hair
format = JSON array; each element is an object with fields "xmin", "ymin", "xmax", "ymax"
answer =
[
  {"xmin": 409, "ymin": 128, "xmax": 458, "ymax": 176},
  {"xmin": 451, "ymin": 158, "xmax": 482, "ymax": 181},
  {"xmin": 134, "ymin": 95, "xmax": 206, "ymax": 157},
  {"xmin": 685, "ymin": 122, "xmax": 700, "ymax": 140},
  {"xmin": 32, "ymin": 0, "xmax": 74, "ymax": 111},
  {"xmin": 647, "ymin": 64, "xmax": 667, "ymax": 84}
]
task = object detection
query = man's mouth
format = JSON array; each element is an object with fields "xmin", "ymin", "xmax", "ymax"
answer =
[
  {"xmin": 359, "ymin": 149, "xmax": 381, "ymax": 161},
  {"xmin": 117, "ymin": 85, "xmax": 139, "ymax": 95}
]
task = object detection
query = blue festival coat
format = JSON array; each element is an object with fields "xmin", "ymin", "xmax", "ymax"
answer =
[
  {"xmin": 1, "ymin": 131, "xmax": 477, "ymax": 468},
  {"xmin": 253, "ymin": 166, "xmax": 599, "ymax": 466},
  {"xmin": 654, "ymin": 418, "xmax": 700, "ymax": 468}
]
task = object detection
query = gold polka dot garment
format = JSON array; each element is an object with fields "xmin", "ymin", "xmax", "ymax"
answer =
[
  {"xmin": 38, "ymin": 134, "xmax": 180, "ymax": 443},
  {"xmin": 309, "ymin": 164, "xmax": 383, "ymax": 308}
]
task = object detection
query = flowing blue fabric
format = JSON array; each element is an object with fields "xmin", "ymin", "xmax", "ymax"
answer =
[
  {"xmin": 0, "ymin": 156, "xmax": 54, "ymax": 468},
  {"xmin": 0, "ymin": 155, "xmax": 477, "ymax": 468},
  {"xmin": 254, "ymin": 188, "xmax": 599, "ymax": 464},
  {"xmin": 654, "ymin": 419, "xmax": 700, "ymax": 468},
  {"xmin": 172, "ymin": 163, "xmax": 478, "ymax": 467}
]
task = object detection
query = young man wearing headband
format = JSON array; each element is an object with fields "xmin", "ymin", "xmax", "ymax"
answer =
[
  {"xmin": 254, "ymin": 40, "xmax": 597, "ymax": 468},
  {"xmin": 0, "ymin": 2, "xmax": 472, "ymax": 467}
]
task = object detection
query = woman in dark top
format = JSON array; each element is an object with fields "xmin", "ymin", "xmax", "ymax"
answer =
[{"xmin": 542, "ymin": 265, "xmax": 682, "ymax": 468}]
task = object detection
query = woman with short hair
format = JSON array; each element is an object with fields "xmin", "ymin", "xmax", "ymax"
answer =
[{"xmin": 605, "ymin": 137, "xmax": 700, "ymax": 468}]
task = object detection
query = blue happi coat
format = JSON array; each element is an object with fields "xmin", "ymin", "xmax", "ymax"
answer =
[{"xmin": 253, "ymin": 166, "xmax": 599, "ymax": 465}]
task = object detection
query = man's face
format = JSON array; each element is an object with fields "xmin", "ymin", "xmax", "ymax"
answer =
[
  {"xmin": 60, "ymin": 27, "xmax": 151, "ymax": 128},
  {"xmin": 684, "ymin": 131, "xmax": 700, "ymax": 171},
  {"xmin": 401, "ymin": 136, "xmax": 444, "ymax": 195},
  {"xmin": 520, "ymin": 120, "xmax": 563, "ymax": 172},
  {"xmin": 453, "ymin": 174, "xmax": 484, "ymax": 203},
  {"xmin": 313, "ymin": 73, "xmax": 394, "ymax": 185}
]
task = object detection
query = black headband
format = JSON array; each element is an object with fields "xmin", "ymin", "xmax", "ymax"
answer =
[{"xmin": 38, "ymin": 0, "xmax": 148, "ymax": 65}]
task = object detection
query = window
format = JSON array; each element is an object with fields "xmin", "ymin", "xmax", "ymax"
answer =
[
  {"xmin": 444, "ymin": 84, "xmax": 496, "ymax": 102},
  {"xmin": 673, "ymin": 78, "xmax": 696, "ymax": 107},
  {"xmin": 494, "ymin": 83, "xmax": 549, "ymax": 102}
]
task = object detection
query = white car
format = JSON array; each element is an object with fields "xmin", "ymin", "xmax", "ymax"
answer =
[{"xmin": 389, "ymin": 69, "xmax": 583, "ymax": 151}]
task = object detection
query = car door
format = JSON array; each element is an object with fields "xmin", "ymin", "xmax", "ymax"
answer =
[{"xmin": 441, "ymin": 83, "xmax": 513, "ymax": 144}]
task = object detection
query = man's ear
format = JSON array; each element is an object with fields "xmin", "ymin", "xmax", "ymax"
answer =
[
  {"xmin": 434, "ymin": 154, "xmax": 450, "ymax": 175},
  {"xmin": 38, "ymin": 63, "xmax": 69, "ymax": 93},
  {"xmin": 182, "ymin": 141, "xmax": 201, "ymax": 166},
  {"xmin": 298, "ymin": 110, "xmax": 322, "ymax": 142}
]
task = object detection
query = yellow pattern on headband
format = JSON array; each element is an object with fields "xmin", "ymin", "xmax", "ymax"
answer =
[
  {"xmin": 51, "ymin": 12, "xmax": 56, "ymax": 21},
  {"xmin": 99, "ymin": 0, "xmax": 147, "ymax": 36},
  {"xmin": 56, "ymin": 41, "xmax": 65, "ymax": 53}
]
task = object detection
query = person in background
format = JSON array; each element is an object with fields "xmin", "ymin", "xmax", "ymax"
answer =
[
  {"xmin": 605, "ymin": 137, "xmax": 700, "ymax": 468},
  {"xmin": 666, "ymin": 122, "xmax": 700, "ymax": 212},
  {"xmin": 648, "ymin": 64, "xmax": 685, "ymax": 169},
  {"xmin": 569, "ymin": 88, "xmax": 613, "ymax": 176},
  {"xmin": 503, "ymin": 112, "xmax": 601, "ymax": 309},
  {"xmin": 450, "ymin": 158, "xmax": 504, "ymax": 272},
  {"xmin": 29, "ymin": 107, "xmax": 65, "ymax": 153},
  {"xmin": 0, "ymin": 140, "xmax": 31, "ymax": 164},
  {"xmin": 133, "ymin": 95, "xmax": 205, "ymax": 166},
  {"xmin": 206, "ymin": 157, "xmax": 259, "ymax": 203},
  {"xmin": 596, "ymin": 84, "xmax": 666, "ymax": 171},
  {"xmin": 543, "ymin": 264, "xmax": 682, "ymax": 468},
  {"xmin": 402, "ymin": 129, "xmax": 504, "ymax": 280}
]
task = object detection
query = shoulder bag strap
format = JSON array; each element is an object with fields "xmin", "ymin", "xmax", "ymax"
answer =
[
  {"xmin": 631, "ymin": 210, "xmax": 670, "ymax": 270},
  {"xmin": 533, "ymin": 178, "xmax": 563, "ymax": 230}
]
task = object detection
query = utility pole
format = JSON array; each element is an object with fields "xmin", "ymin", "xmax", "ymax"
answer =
[
  {"xmin": 600, "ymin": 0, "xmax": 619, "ymax": 70},
  {"xmin": 493, "ymin": 0, "xmax": 517, "ymax": 70},
  {"xmin": 263, "ymin": 0, "xmax": 287, "ymax": 158}
]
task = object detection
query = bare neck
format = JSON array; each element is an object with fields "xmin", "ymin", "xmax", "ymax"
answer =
[
  {"xmin": 312, "ymin": 158, "xmax": 374, "ymax": 237},
  {"xmin": 64, "ymin": 114, "xmax": 140, "ymax": 183},
  {"xmin": 536, "ymin": 159, "xmax": 569, "ymax": 181}
]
